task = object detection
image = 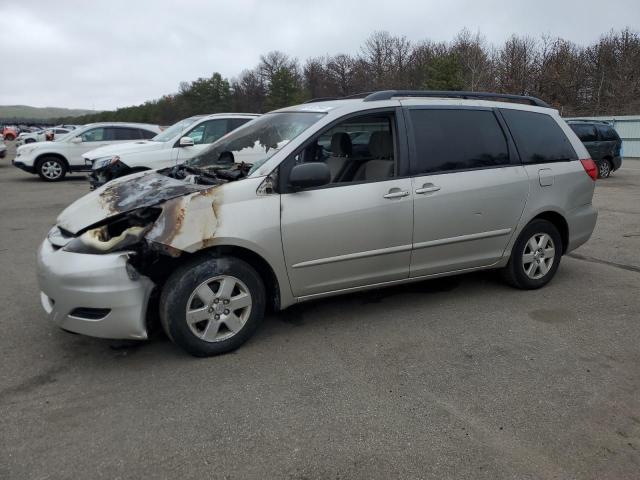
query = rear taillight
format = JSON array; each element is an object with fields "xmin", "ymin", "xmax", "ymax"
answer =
[{"xmin": 580, "ymin": 159, "xmax": 598, "ymax": 181}]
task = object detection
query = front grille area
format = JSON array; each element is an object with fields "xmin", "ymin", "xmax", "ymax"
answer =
[
  {"xmin": 69, "ymin": 308, "xmax": 111, "ymax": 320},
  {"xmin": 48, "ymin": 226, "xmax": 74, "ymax": 249}
]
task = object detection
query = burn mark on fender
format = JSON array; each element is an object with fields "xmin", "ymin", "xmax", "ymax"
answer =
[
  {"xmin": 146, "ymin": 197, "xmax": 187, "ymax": 246},
  {"xmin": 145, "ymin": 186, "xmax": 222, "ymax": 253}
]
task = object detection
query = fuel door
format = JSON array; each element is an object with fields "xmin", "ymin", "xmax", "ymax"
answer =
[{"xmin": 538, "ymin": 168, "xmax": 554, "ymax": 187}]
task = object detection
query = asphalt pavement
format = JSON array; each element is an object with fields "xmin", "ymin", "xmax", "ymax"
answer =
[{"xmin": 1, "ymin": 142, "xmax": 639, "ymax": 479}]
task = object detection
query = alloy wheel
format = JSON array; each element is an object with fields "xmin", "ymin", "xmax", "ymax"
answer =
[
  {"xmin": 522, "ymin": 233, "xmax": 556, "ymax": 280},
  {"xmin": 185, "ymin": 275, "xmax": 252, "ymax": 342},
  {"xmin": 41, "ymin": 160, "xmax": 63, "ymax": 180}
]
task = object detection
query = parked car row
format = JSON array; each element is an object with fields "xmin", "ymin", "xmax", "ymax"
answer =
[
  {"xmin": 16, "ymin": 127, "xmax": 74, "ymax": 146},
  {"xmin": 34, "ymin": 90, "xmax": 599, "ymax": 357}
]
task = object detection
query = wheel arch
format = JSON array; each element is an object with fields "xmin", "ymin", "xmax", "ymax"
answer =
[
  {"xmin": 35, "ymin": 152, "xmax": 70, "ymax": 169},
  {"xmin": 531, "ymin": 211, "xmax": 569, "ymax": 255},
  {"xmin": 151, "ymin": 243, "xmax": 286, "ymax": 312}
]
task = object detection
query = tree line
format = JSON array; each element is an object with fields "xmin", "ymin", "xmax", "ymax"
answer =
[{"xmin": 61, "ymin": 28, "xmax": 640, "ymax": 125}]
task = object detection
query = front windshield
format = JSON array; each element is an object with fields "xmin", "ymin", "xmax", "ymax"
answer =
[
  {"xmin": 187, "ymin": 111, "xmax": 325, "ymax": 174},
  {"xmin": 152, "ymin": 116, "xmax": 202, "ymax": 142}
]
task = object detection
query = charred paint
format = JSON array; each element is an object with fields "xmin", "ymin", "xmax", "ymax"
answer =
[
  {"xmin": 97, "ymin": 172, "xmax": 208, "ymax": 216},
  {"xmin": 145, "ymin": 185, "xmax": 222, "ymax": 253}
]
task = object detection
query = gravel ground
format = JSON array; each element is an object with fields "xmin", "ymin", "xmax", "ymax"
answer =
[{"xmin": 1, "ymin": 142, "xmax": 639, "ymax": 480}]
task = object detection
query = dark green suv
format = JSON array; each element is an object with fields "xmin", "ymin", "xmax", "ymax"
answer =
[{"xmin": 567, "ymin": 120, "xmax": 622, "ymax": 178}]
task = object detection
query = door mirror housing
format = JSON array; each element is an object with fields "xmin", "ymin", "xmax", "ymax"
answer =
[
  {"xmin": 71, "ymin": 136, "xmax": 82, "ymax": 143},
  {"xmin": 289, "ymin": 162, "xmax": 331, "ymax": 190},
  {"xmin": 179, "ymin": 136, "xmax": 195, "ymax": 147}
]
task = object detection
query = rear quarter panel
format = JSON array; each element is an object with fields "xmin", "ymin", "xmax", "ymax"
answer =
[{"xmin": 503, "ymin": 115, "xmax": 596, "ymax": 258}]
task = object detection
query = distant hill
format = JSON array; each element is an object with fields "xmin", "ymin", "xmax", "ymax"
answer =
[{"xmin": 0, "ymin": 105, "xmax": 98, "ymax": 121}]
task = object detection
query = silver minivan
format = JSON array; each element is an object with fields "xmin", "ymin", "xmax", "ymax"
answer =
[{"xmin": 37, "ymin": 91, "xmax": 598, "ymax": 356}]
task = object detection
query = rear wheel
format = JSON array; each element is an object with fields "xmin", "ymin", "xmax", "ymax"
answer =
[
  {"xmin": 160, "ymin": 255, "xmax": 265, "ymax": 357},
  {"xmin": 502, "ymin": 219, "xmax": 562, "ymax": 289},
  {"xmin": 598, "ymin": 159, "xmax": 612, "ymax": 178},
  {"xmin": 36, "ymin": 157, "xmax": 67, "ymax": 181}
]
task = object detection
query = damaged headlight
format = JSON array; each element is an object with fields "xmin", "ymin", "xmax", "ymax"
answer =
[
  {"xmin": 92, "ymin": 155, "xmax": 120, "ymax": 170},
  {"xmin": 63, "ymin": 208, "xmax": 160, "ymax": 254}
]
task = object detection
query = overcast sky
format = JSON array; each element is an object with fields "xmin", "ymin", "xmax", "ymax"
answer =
[{"xmin": 2, "ymin": 0, "xmax": 639, "ymax": 110}]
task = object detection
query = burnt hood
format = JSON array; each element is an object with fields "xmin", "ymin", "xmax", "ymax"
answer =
[{"xmin": 57, "ymin": 172, "xmax": 211, "ymax": 234}]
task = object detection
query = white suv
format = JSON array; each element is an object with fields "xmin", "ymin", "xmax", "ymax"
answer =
[
  {"xmin": 84, "ymin": 113, "xmax": 259, "ymax": 188},
  {"xmin": 13, "ymin": 122, "xmax": 161, "ymax": 181}
]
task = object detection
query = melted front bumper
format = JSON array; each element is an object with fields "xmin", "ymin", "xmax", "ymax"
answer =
[{"xmin": 36, "ymin": 239, "xmax": 155, "ymax": 340}]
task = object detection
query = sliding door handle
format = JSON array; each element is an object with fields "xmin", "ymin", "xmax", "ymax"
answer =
[
  {"xmin": 415, "ymin": 185, "xmax": 440, "ymax": 194},
  {"xmin": 383, "ymin": 190, "xmax": 409, "ymax": 199}
]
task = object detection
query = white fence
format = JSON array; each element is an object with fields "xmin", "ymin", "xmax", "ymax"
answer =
[{"xmin": 565, "ymin": 115, "xmax": 640, "ymax": 158}]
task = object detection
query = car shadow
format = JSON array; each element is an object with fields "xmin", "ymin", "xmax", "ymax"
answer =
[{"xmin": 49, "ymin": 270, "xmax": 506, "ymax": 362}]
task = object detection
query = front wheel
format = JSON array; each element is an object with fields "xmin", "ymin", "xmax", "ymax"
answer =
[
  {"xmin": 502, "ymin": 219, "xmax": 563, "ymax": 289},
  {"xmin": 36, "ymin": 157, "xmax": 67, "ymax": 181},
  {"xmin": 159, "ymin": 255, "xmax": 265, "ymax": 357}
]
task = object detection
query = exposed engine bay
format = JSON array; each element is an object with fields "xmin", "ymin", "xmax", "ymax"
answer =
[{"xmin": 165, "ymin": 161, "xmax": 252, "ymax": 185}]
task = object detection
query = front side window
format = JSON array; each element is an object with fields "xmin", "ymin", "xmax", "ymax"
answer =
[
  {"xmin": 288, "ymin": 112, "xmax": 397, "ymax": 185},
  {"xmin": 501, "ymin": 109, "xmax": 577, "ymax": 164},
  {"xmin": 569, "ymin": 124, "xmax": 598, "ymax": 142},
  {"xmin": 409, "ymin": 109, "xmax": 509, "ymax": 175},
  {"xmin": 139, "ymin": 129, "xmax": 156, "ymax": 139},
  {"xmin": 186, "ymin": 120, "xmax": 228, "ymax": 145},
  {"xmin": 189, "ymin": 112, "xmax": 325, "ymax": 172},
  {"xmin": 81, "ymin": 128, "xmax": 106, "ymax": 142}
]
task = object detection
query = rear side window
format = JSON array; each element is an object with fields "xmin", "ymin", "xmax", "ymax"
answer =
[
  {"xmin": 596, "ymin": 124, "xmax": 618, "ymax": 141},
  {"xmin": 569, "ymin": 124, "xmax": 598, "ymax": 142},
  {"xmin": 409, "ymin": 109, "xmax": 509, "ymax": 174},
  {"xmin": 501, "ymin": 109, "xmax": 577, "ymax": 164},
  {"xmin": 111, "ymin": 128, "xmax": 144, "ymax": 140}
]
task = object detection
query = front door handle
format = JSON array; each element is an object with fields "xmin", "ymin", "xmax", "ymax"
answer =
[
  {"xmin": 383, "ymin": 189, "xmax": 409, "ymax": 199},
  {"xmin": 415, "ymin": 184, "xmax": 441, "ymax": 194}
]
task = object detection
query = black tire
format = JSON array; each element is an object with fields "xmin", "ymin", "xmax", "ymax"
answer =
[
  {"xmin": 36, "ymin": 156, "xmax": 67, "ymax": 181},
  {"xmin": 502, "ymin": 219, "xmax": 563, "ymax": 290},
  {"xmin": 597, "ymin": 159, "xmax": 612, "ymax": 179},
  {"xmin": 159, "ymin": 255, "xmax": 265, "ymax": 357}
]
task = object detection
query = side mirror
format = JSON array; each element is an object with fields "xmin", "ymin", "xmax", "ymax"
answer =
[
  {"xmin": 289, "ymin": 162, "xmax": 331, "ymax": 190},
  {"xmin": 71, "ymin": 136, "xmax": 82, "ymax": 143},
  {"xmin": 179, "ymin": 136, "xmax": 195, "ymax": 147}
]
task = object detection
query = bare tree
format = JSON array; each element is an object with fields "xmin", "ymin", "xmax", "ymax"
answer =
[
  {"xmin": 495, "ymin": 35, "xmax": 538, "ymax": 95},
  {"xmin": 451, "ymin": 29, "xmax": 492, "ymax": 91}
]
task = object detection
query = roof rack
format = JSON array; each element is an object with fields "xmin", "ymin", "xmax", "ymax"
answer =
[
  {"xmin": 363, "ymin": 90, "xmax": 550, "ymax": 108},
  {"xmin": 304, "ymin": 97, "xmax": 339, "ymax": 104},
  {"xmin": 304, "ymin": 92, "xmax": 373, "ymax": 104},
  {"xmin": 566, "ymin": 119, "xmax": 611, "ymax": 124}
]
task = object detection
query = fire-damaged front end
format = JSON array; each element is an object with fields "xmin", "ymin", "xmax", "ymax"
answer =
[
  {"xmin": 36, "ymin": 110, "xmax": 327, "ymax": 341},
  {"xmin": 36, "ymin": 163, "xmax": 251, "ymax": 340}
]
